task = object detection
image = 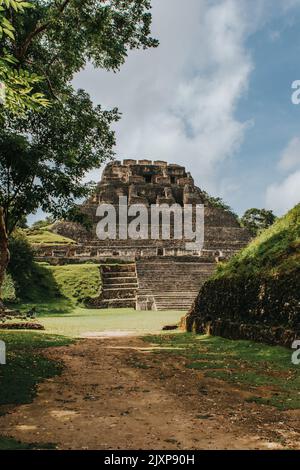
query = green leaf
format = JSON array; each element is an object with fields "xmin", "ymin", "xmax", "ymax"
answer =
[{"xmin": 3, "ymin": 28, "xmax": 15, "ymax": 39}]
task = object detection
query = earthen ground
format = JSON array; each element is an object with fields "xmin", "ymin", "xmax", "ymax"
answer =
[{"xmin": 0, "ymin": 335, "xmax": 299, "ymax": 450}]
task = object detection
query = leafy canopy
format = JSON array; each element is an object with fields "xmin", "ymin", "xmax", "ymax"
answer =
[
  {"xmin": 10, "ymin": 0, "xmax": 158, "ymax": 98},
  {"xmin": 0, "ymin": 89, "xmax": 119, "ymax": 234},
  {"xmin": 0, "ymin": 0, "xmax": 158, "ymax": 233},
  {"xmin": 240, "ymin": 208, "xmax": 277, "ymax": 237},
  {"xmin": 0, "ymin": 0, "xmax": 49, "ymax": 115}
]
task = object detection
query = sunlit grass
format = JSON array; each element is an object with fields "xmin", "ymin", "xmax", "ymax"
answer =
[
  {"xmin": 26, "ymin": 230, "xmax": 76, "ymax": 245},
  {"xmin": 37, "ymin": 307, "xmax": 183, "ymax": 337}
]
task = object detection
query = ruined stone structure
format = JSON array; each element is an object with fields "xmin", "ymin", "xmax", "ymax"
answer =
[{"xmin": 34, "ymin": 160, "xmax": 251, "ymax": 311}]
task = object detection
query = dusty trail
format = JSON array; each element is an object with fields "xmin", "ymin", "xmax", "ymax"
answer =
[{"xmin": 0, "ymin": 335, "xmax": 299, "ymax": 450}]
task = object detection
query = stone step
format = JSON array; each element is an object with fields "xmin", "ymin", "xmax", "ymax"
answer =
[
  {"xmin": 102, "ymin": 264, "xmax": 136, "ymax": 273},
  {"xmin": 102, "ymin": 283, "xmax": 138, "ymax": 289},
  {"xmin": 156, "ymin": 299, "xmax": 193, "ymax": 302},
  {"xmin": 137, "ymin": 283, "xmax": 205, "ymax": 287},
  {"xmin": 154, "ymin": 302, "xmax": 195, "ymax": 306},
  {"xmin": 103, "ymin": 277, "xmax": 138, "ymax": 283},
  {"xmin": 90, "ymin": 261, "xmax": 139, "ymax": 309},
  {"xmin": 155, "ymin": 294, "xmax": 196, "ymax": 298},
  {"xmin": 137, "ymin": 272, "xmax": 213, "ymax": 276},
  {"xmin": 96, "ymin": 298, "xmax": 137, "ymax": 309},
  {"xmin": 135, "ymin": 258, "xmax": 213, "ymax": 310},
  {"xmin": 102, "ymin": 272, "xmax": 137, "ymax": 278},
  {"xmin": 155, "ymin": 301, "xmax": 195, "ymax": 306},
  {"xmin": 103, "ymin": 276, "xmax": 138, "ymax": 282},
  {"xmin": 156, "ymin": 307, "xmax": 190, "ymax": 311},
  {"xmin": 102, "ymin": 288, "xmax": 138, "ymax": 300},
  {"xmin": 139, "ymin": 288, "xmax": 205, "ymax": 292},
  {"xmin": 137, "ymin": 270, "xmax": 214, "ymax": 275}
]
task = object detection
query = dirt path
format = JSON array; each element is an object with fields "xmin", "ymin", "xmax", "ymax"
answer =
[{"xmin": 0, "ymin": 335, "xmax": 299, "ymax": 450}]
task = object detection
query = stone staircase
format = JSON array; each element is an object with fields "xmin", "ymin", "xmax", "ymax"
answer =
[
  {"xmin": 89, "ymin": 259, "xmax": 215, "ymax": 311},
  {"xmin": 90, "ymin": 263, "xmax": 138, "ymax": 308},
  {"xmin": 136, "ymin": 260, "xmax": 216, "ymax": 311}
]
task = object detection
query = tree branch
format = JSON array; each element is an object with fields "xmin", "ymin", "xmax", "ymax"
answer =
[{"xmin": 17, "ymin": 0, "xmax": 73, "ymax": 60}]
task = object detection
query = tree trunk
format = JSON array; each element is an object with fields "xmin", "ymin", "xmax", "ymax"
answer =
[{"xmin": 0, "ymin": 207, "xmax": 9, "ymax": 311}]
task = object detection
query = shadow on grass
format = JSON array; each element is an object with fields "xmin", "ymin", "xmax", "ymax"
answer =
[{"xmin": 0, "ymin": 436, "xmax": 56, "ymax": 450}]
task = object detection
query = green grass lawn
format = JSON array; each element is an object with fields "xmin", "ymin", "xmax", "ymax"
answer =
[
  {"xmin": 143, "ymin": 333, "xmax": 300, "ymax": 410},
  {"xmin": 37, "ymin": 306, "xmax": 183, "ymax": 337},
  {"xmin": 0, "ymin": 436, "xmax": 56, "ymax": 450}
]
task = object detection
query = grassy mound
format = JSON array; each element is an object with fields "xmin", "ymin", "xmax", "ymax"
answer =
[
  {"xmin": 26, "ymin": 229, "xmax": 76, "ymax": 245},
  {"xmin": 47, "ymin": 264, "xmax": 101, "ymax": 303},
  {"xmin": 12, "ymin": 262, "xmax": 101, "ymax": 305},
  {"xmin": 214, "ymin": 203, "xmax": 300, "ymax": 279},
  {"xmin": 184, "ymin": 205, "xmax": 300, "ymax": 347}
]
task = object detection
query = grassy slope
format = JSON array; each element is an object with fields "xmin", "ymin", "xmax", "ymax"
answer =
[
  {"xmin": 144, "ymin": 333, "xmax": 300, "ymax": 410},
  {"xmin": 11, "ymin": 262, "xmax": 101, "ymax": 305},
  {"xmin": 214, "ymin": 203, "xmax": 300, "ymax": 279},
  {"xmin": 26, "ymin": 229, "xmax": 76, "ymax": 245},
  {"xmin": 47, "ymin": 264, "xmax": 101, "ymax": 303}
]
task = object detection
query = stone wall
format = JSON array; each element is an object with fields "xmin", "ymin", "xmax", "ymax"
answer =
[{"xmin": 183, "ymin": 270, "xmax": 300, "ymax": 347}]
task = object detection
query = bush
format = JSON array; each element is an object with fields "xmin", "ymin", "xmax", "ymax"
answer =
[
  {"xmin": 2, "ymin": 274, "xmax": 16, "ymax": 302},
  {"xmin": 7, "ymin": 231, "xmax": 61, "ymax": 302},
  {"xmin": 7, "ymin": 230, "xmax": 35, "ymax": 299}
]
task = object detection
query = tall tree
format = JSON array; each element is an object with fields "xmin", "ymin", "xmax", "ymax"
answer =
[
  {"xmin": 240, "ymin": 208, "xmax": 277, "ymax": 237},
  {"xmin": 0, "ymin": 0, "xmax": 49, "ymax": 308},
  {"xmin": 0, "ymin": 0, "xmax": 158, "ymax": 303}
]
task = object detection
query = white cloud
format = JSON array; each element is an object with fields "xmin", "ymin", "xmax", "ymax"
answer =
[
  {"xmin": 74, "ymin": 0, "xmax": 257, "ymax": 193},
  {"xmin": 265, "ymin": 136, "xmax": 300, "ymax": 214},
  {"xmin": 266, "ymin": 171, "xmax": 300, "ymax": 215},
  {"xmin": 73, "ymin": 0, "xmax": 300, "ymax": 207},
  {"xmin": 278, "ymin": 137, "xmax": 300, "ymax": 171}
]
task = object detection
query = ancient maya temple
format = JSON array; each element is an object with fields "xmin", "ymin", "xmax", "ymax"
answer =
[{"xmin": 34, "ymin": 160, "xmax": 251, "ymax": 311}]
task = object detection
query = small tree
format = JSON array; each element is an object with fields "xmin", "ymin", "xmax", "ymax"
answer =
[
  {"xmin": 240, "ymin": 208, "xmax": 277, "ymax": 237},
  {"xmin": 0, "ymin": 88, "xmax": 118, "ymax": 228}
]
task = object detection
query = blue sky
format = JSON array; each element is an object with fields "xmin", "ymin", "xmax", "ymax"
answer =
[
  {"xmin": 230, "ymin": 4, "xmax": 300, "ymax": 214},
  {"xmin": 30, "ymin": 0, "xmax": 300, "ymax": 224}
]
